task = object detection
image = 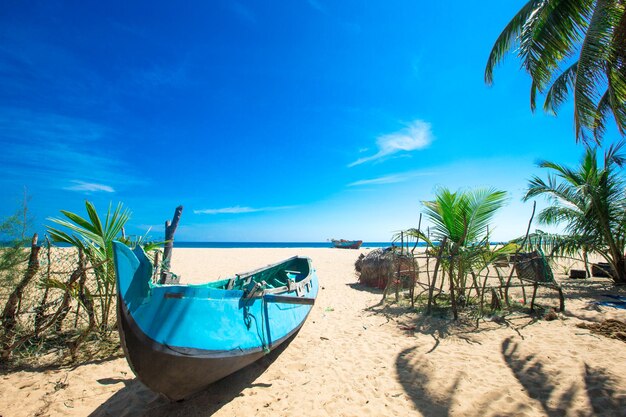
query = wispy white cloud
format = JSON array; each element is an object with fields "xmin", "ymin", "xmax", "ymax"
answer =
[
  {"xmin": 348, "ymin": 170, "xmax": 435, "ymax": 187},
  {"xmin": 349, "ymin": 174, "xmax": 410, "ymax": 187},
  {"xmin": 349, "ymin": 120, "xmax": 433, "ymax": 167},
  {"xmin": 194, "ymin": 205, "xmax": 296, "ymax": 215},
  {"xmin": 64, "ymin": 180, "xmax": 115, "ymax": 193}
]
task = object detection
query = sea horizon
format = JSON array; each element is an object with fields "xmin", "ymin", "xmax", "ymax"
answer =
[
  {"xmin": 1, "ymin": 240, "xmax": 513, "ymax": 249},
  {"xmin": 171, "ymin": 241, "xmax": 509, "ymax": 249},
  {"xmin": 171, "ymin": 241, "xmax": 396, "ymax": 249}
]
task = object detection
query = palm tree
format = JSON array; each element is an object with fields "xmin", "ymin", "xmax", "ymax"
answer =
[
  {"xmin": 524, "ymin": 143, "xmax": 626, "ymax": 283},
  {"xmin": 485, "ymin": 0, "xmax": 626, "ymax": 143}
]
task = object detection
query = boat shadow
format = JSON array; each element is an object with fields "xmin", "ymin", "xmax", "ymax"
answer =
[{"xmin": 89, "ymin": 335, "xmax": 297, "ymax": 417}]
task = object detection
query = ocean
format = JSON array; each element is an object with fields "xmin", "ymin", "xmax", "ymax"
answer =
[
  {"xmin": 1, "ymin": 241, "xmax": 408, "ymax": 249},
  {"xmin": 171, "ymin": 242, "xmax": 402, "ymax": 249}
]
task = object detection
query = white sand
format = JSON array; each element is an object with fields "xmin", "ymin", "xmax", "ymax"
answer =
[{"xmin": 1, "ymin": 247, "xmax": 625, "ymax": 416}]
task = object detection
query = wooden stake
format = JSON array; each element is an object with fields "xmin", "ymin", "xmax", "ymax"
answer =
[
  {"xmin": 427, "ymin": 237, "xmax": 447, "ymax": 314},
  {"xmin": 160, "ymin": 205, "xmax": 183, "ymax": 284},
  {"xmin": 1, "ymin": 234, "xmax": 41, "ymax": 359},
  {"xmin": 506, "ymin": 201, "xmax": 536, "ymax": 307}
]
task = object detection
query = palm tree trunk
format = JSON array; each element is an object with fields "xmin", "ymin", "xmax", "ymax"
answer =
[
  {"xmin": 582, "ymin": 248, "xmax": 591, "ymax": 278},
  {"xmin": 612, "ymin": 253, "xmax": 626, "ymax": 284}
]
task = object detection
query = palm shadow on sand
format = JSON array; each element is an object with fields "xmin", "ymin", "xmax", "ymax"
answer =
[
  {"xmin": 501, "ymin": 336, "xmax": 626, "ymax": 417},
  {"xmin": 398, "ymin": 344, "xmax": 546, "ymax": 417},
  {"xmin": 396, "ymin": 337, "xmax": 626, "ymax": 417},
  {"xmin": 396, "ymin": 346, "xmax": 460, "ymax": 417},
  {"xmin": 501, "ymin": 336, "xmax": 578, "ymax": 416},
  {"xmin": 88, "ymin": 335, "xmax": 296, "ymax": 417},
  {"xmin": 583, "ymin": 362, "xmax": 626, "ymax": 416}
]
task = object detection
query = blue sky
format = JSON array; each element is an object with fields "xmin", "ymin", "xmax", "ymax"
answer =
[{"xmin": 1, "ymin": 1, "xmax": 622, "ymax": 242}]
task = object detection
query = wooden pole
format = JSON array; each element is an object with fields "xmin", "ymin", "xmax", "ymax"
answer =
[
  {"xmin": 411, "ymin": 213, "xmax": 422, "ymax": 254},
  {"xmin": 1, "ymin": 234, "xmax": 41, "ymax": 359},
  {"xmin": 34, "ymin": 236, "xmax": 52, "ymax": 336},
  {"xmin": 160, "ymin": 205, "xmax": 183, "ymax": 284},
  {"xmin": 449, "ymin": 249, "xmax": 459, "ymax": 320},
  {"xmin": 426, "ymin": 237, "xmax": 447, "ymax": 314},
  {"xmin": 506, "ymin": 201, "xmax": 536, "ymax": 307},
  {"xmin": 396, "ymin": 234, "xmax": 402, "ymax": 302},
  {"xmin": 152, "ymin": 250, "xmax": 160, "ymax": 283}
]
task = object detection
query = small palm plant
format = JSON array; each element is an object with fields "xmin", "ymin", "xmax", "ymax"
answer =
[
  {"xmin": 524, "ymin": 143, "xmax": 626, "ymax": 284},
  {"xmin": 402, "ymin": 188, "xmax": 510, "ymax": 318},
  {"xmin": 47, "ymin": 201, "xmax": 131, "ymax": 332},
  {"xmin": 426, "ymin": 187, "xmax": 508, "ymax": 300}
]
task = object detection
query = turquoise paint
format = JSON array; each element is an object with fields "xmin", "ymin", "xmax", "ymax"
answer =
[{"xmin": 112, "ymin": 242, "xmax": 318, "ymax": 352}]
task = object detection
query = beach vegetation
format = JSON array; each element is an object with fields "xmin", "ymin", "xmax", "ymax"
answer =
[
  {"xmin": 0, "ymin": 196, "xmax": 38, "ymax": 359},
  {"xmin": 0, "ymin": 215, "xmax": 29, "ymax": 286},
  {"xmin": 524, "ymin": 143, "xmax": 626, "ymax": 284},
  {"xmin": 396, "ymin": 187, "xmax": 517, "ymax": 319},
  {"xmin": 47, "ymin": 201, "xmax": 131, "ymax": 333},
  {"xmin": 0, "ymin": 192, "xmax": 33, "ymax": 285},
  {"xmin": 485, "ymin": 0, "xmax": 626, "ymax": 143},
  {"xmin": 419, "ymin": 188, "xmax": 511, "ymax": 318},
  {"xmin": 1, "ymin": 199, "xmax": 167, "ymax": 366}
]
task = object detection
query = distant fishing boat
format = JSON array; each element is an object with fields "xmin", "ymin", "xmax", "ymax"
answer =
[
  {"xmin": 331, "ymin": 239, "xmax": 363, "ymax": 249},
  {"xmin": 112, "ymin": 242, "xmax": 318, "ymax": 400}
]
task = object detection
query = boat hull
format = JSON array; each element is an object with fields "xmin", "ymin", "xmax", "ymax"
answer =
[
  {"xmin": 117, "ymin": 295, "xmax": 306, "ymax": 401},
  {"xmin": 112, "ymin": 243, "xmax": 317, "ymax": 400},
  {"xmin": 331, "ymin": 239, "xmax": 363, "ymax": 249}
]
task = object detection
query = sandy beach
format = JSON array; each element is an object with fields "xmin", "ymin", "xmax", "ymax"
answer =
[{"xmin": 1, "ymin": 247, "xmax": 626, "ymax": 417}]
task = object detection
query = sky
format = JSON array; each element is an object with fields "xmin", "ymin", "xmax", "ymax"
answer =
[{"xmin": 0, "ymin": 1, "xmax": 623, "ymax": 242}]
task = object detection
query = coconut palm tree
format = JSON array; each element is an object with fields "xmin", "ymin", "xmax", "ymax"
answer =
[
  {"xmin": 524, "ymin": 143, "xmax": 626, "ymax": 283},
  {"xmin": 485, "ymin": 0, "xmax": 626, "ymax": 143}
]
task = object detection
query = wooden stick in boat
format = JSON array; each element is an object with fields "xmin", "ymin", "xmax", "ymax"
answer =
[
  {"xmin": 160, "ymin": 205, "xmax": 183, "ymax": 284},
  {"xmin": 264, "ymin": 295, "xmax": 316, "ymax": 305}
]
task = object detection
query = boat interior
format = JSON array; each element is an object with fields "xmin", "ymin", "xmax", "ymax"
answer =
[{"xmin": 192, "ymin": 256, "xmax": 311, "ymax": 292}]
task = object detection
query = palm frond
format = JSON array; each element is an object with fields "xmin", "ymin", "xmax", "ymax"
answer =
[
  {"xmin": 593, "ymin": 88, "xmax": 613, "ymax": 138},
  {"xmin": 85, "ymin": 201, "xmax": 104, "ymax": 239},
  {"xmin": 47, "ymin": 217, "xmax": 101, "ymax": 245},
  {"xmin": 574, "ymin": 0, "xmax": 621, "ymax": 142},
  {"xmin": 487, "ymin": 0, "xmax": 626, "ymax": 144},
  {"xmin": 485, "ymin": 0, "xmax": 542, "ymax": 85},
  {"xmin": 606, "ymin": 64, "xmax": 626, "ymax": 135},
  {"xmin": 519, "ymin": 0, "xmax": 591, "ymax": 92},
  {"xmin": 544, "ymin": 61, "xmax": 578, "ymax": 115}
]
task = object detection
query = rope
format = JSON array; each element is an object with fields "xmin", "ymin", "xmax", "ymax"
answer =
[{"xmin": 242, "ymin": 291, "xmax": 270, "ymax": 354}]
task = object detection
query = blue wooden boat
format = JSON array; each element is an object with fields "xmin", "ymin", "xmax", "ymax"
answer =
[
  {"xmin": 331, "ymin": 239, "xmax": 363, "ymax": 249},
  {"xmin": 112, "ymin": 242, "xmax": 318, "ymax": 400}
]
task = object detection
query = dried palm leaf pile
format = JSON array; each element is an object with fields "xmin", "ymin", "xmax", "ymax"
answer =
[{"xmin": 577, "ymin": 319, "xmax": 626, "ymax": 342}]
